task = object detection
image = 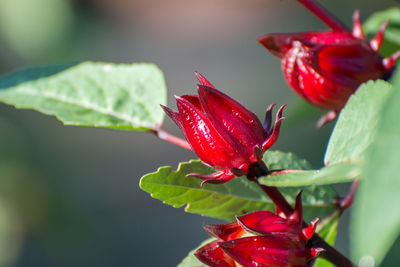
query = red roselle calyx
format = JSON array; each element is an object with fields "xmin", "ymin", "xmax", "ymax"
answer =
[
  {"xmin": 161, "ymin": 73, "xmax": 285, "ymax": 184},
  {"xmin": 195, "ymin": 193, "xmax": 322, "ymax": 267},
  {"xmin": 258, "ymin": 6, "xmax": 400, "ymax": 126}
]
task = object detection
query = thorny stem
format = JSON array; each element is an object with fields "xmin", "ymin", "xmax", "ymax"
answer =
[
  {"xmin": 248, "ymin": 161, "xmax": 355, "ymax": 267},
  {"xmin": 150, "ymin": 127, "xmax": 191, "ymax": 150},
  {"xmin": 297, "ymin": 0, "xmax": 350, "ymax": 32}
]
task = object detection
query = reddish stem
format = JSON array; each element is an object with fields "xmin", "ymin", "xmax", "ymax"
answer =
[
  {"xmin": 150, "ymin": 127, "xmax": 191, "ymax": 150},
  {"xmin": 297, "ymin": 0, "xmax": 350, "ymax": 31},
  {"xmin": 269, "ymin": 169, "xmax": 307, "ymax": 175},
  {"xmin": 337, "ymin": 179, "xmax": 359, "ymax": 214}
]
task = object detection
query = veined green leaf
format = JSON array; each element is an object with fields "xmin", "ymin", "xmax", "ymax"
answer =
[
  {"xmin": 325, "ymin": 80, "xmax": 392, "ymax": 165},
  {"xmin": 0, "ymin": 62, "xmax": 167, "ymax": 131},
  {"xmin": 351, "ymin": 82, "xmax": 400, "ymax": 265},
  {"xmin": 140, "ymin": 151, "xmax": 336, "ymax": 222}
]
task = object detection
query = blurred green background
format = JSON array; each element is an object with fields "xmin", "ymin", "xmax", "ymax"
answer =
[{"xmin": 0, "ymin": 0, "xmax": 398, "ymax": 266}]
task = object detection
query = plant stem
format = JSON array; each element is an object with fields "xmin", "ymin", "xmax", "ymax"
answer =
[
  {"xmin": 248, "ymin": 161, "xmax": 354, "ymax": 266},
  {"xmin": 337, "ymin": 179, "xmax": 359, "ymax": 214},
  {"xmin": 150, "ymin": 127, "xmax": 191, "ymax": 150},
  {"xmin": 297, "ymin": 0, "xmax": 349, "ymax": 31}
]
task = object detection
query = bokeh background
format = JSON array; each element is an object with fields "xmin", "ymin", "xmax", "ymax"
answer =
[{"xmin": 0, "ymin": 0, "xmax": 398, "ymax": 266}]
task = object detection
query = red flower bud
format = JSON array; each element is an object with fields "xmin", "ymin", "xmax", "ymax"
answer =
[
  {"xmin": 195, "ymin": 193, "xmax": 322, "ymax": 267},
  {"xmin": 161, "ymin": 73, "xmax": 285, "ymax": 184},
  {"xmin": 258, "ymin": 8, "xmax": 400, "ymax": 126}
]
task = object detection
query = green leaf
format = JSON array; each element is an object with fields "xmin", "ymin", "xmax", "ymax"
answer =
[
  {"xmin": 263, "ymin": 150, "xmax": 312, "ymax": 171},
  {"xmin": 177, "ymin": 238, "xmax": 213, "ymax": 267},
  {"xmin": 0, "ymin": 62, "xmax": 167, "ymax": 131},
  {"xmin": 0, "ymin": 62, "xmax": 78, "ymax": 88},
  {"xmin": 363, "ymin": 7, "xmax": 400, "ymax": 56},
  {"xmin": 324, "ymin": 80, "xmax": 392, "ymax": 165},
  {"xmin": 140, "ymin": 151, "xmax": 337, "ymax": 222},
  {"xmin": 313, "ymin": 214, "xmax": 339, "ymax": 267},
  {"xmin": 351, "ymin": 82, "xmax": 400, "ymax": 265},
  {"xmin": 259, "ymin": 163, "xmax": 360, "ymax": 187}
]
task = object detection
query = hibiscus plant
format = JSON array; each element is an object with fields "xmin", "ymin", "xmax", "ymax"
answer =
[{"xmin": 1, "ymin": 0, "xmax": 400, "ymax": 266}]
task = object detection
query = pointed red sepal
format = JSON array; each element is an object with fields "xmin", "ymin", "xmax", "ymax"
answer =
[
  {"xmin": 262, "ymin": 104, "xmax": 286, "ymax": 151},
  {"xmin": 203, "ymin": 222, "xmax": 244, "ymax": 241},
  {"xmin": 275, "ymin": 205, "xmax": 286, "ymax": 219},
  {"xmin": 180, "ymin": 95, "xmax": 204, "ymax": 112},
  {"xmin": 370, "ymin": 19, "xmax": 389, "ymax": 52},
  {"xmin": 160, "ymin": 104, "xmax": 186, "ymax": 134},
  {"xmin": 219, "ymin": 236, "xmax": 308, "ymax": 267},
  {"xmin": 289, "ymin": 191, "xmax": 303, "ymax": 225},
  {"xmin": 175, "ymin": 96, "xmax": 240, "ymax": 170},
  {"xmin": 198, "ymin": 84, "xmax": 267, "ymax": 153},
  {"xmin": 186, "ymin": 170, "xmax": 235, "ymax": 185},
  {"xmin": 194, "ymin": 240, "xmax": 237, "ymax": 267},
  {"xmin": 352, "ymin": 9, "xmax": 364, "ymax": 39},
  {"xmin": 263, "ymin": 104, "xmax": 275, "ymax": 132},
  {"xmin": 258, "ymin": 33, "xmax": 295, "ymax": 58},
  {"xmin": 383, "ymin": 50, "xmax": 400, "ymax": 70},
  {"xmin": 195, "ymin": 71, "xmax": 216, "ymax": 88},
  {"xmin": 302, "ymin": 217, "xmax": 319, "ymax": 241},
  {"xmin": 310, "ymin": 247, "xmax": 325, "ymax": 258}
]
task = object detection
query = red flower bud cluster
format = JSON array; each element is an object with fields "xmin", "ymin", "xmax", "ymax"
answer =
[
  {"xmin": 259, "ymin": 7, "xmax": 400, "ymax": 125},
  {"xmin": 161, "ymin": 73, "xmax": 285, "ymax": 184},
  {"xmin": 195, "ymin": 193, "xmax": 322, "ymax": 267}
]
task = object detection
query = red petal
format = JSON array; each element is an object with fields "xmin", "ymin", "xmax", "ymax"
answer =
[
  {"xmin": 203, "ymin": 222, "xmax": 244, "ymax": 241},
  {"xmin": 298, "ymin": 31, "xmax": 356, "ymax": 45},
  {"xmin": 289, "ymin": 192, "xmax": 303, "ymax": 225},
  {"xmin": 383, "ymin": 50, "xmax": 400, "ymax": 70},
  {"xmin": 281, "ymin": 41, "xmax": 351, "ymax": 110},
  {"xmin": 219, "ymin": 236, "xmax": 309, "ymax": 267},
  {"xmin": 317, "ymin": 43, "xmax": 385, "ymax": 82},
  {"xmin": 195, "ymin": 240, "xmax": 236, "ymax": 267},
  {"xmin": 258, "ymin": 33, "xmax": 297, "ymax": 58},
  {"xmin": 370, "ymin": 19, "xmax": 389, "ymax": 51},
  {"xmin": 175, "ymin": 96, "xmax": 244, "ymax": 170},
  {"xmin": 198, "ymin": 85, "xmax": 267, "ymax": 158},
  {"xmin": 352, "ymin": 9, "xmax": 364, "ymax": 39},
  {"xmin": 160, "ymin": 105, "xmax": 185, "ymax": 134},
  {"xmin": 180, "ymin": 95, "xmax": 204, "ymax": 112},
  {"xmin": 302, "ymin": 217, "xmax": 319, "ymax": 241},
  {"xmin": 237, "ymin": 210, "xmax": 301, "ymax": 237},
  {"xmin": 195, "ymin": 71, "xmax": 216, "ymax": 88}
]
